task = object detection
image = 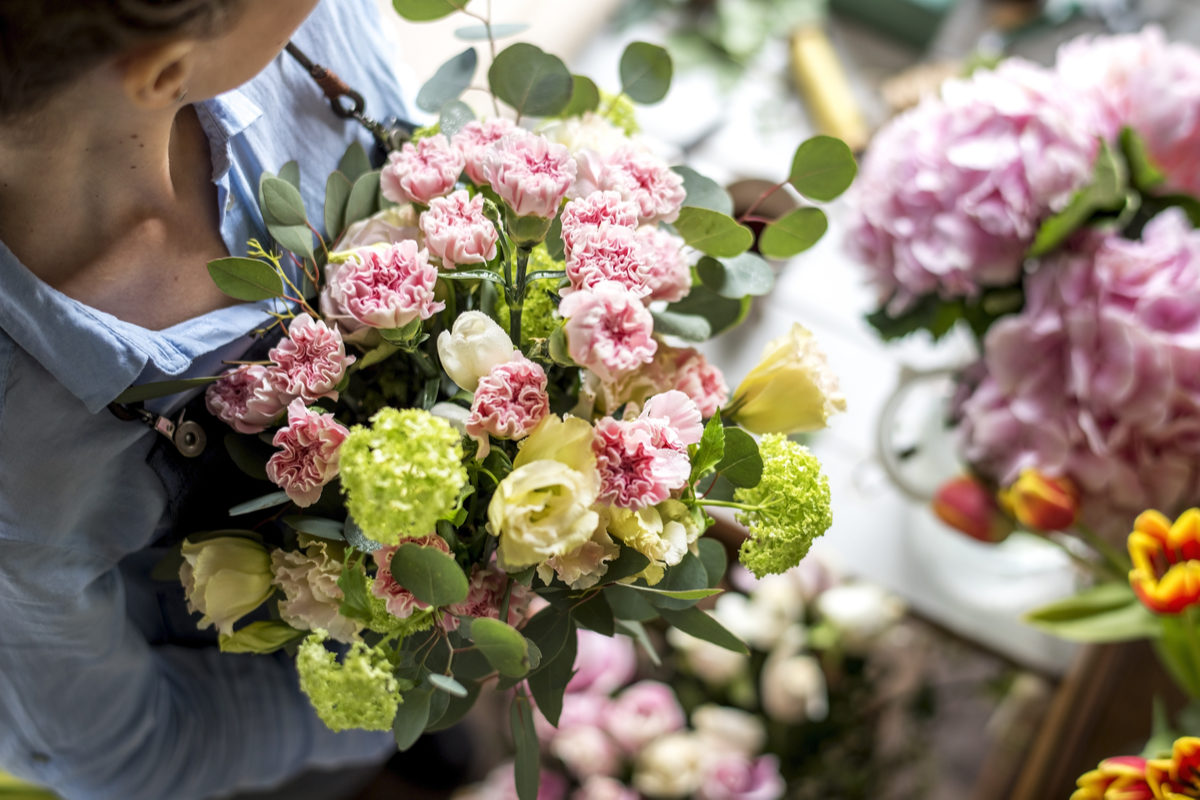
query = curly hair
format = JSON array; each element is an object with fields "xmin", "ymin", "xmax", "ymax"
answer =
[{"xmin": 0, "ymin": 0, "xmax": 247, "ymax": 120}]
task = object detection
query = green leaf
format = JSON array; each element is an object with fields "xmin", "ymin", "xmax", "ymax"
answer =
[
  {"xmin": 787, "ymin": 135, "xmax": 857, "ymax": 202},
  {"xmin": 651, "ymin": 309, "xmax": 712, "ymax": 341},
  {"xmin": 526, "ymin": 625, "xmax": 576, "ymax": 727},
  {"xmin": 455, "ymin": 22, "xmax": 530, "ymax": 40},
  {"xmin": 646, "ymin": 551, "xmax": 711, "ymax": 609},
  {"xmin": 658, "ymin": 606, "xmax": 749, "ymax": 654},
  {"xmin": 417, "ymin": 47, "xmax": 478, "ymax": 113},
  {"xmin": 488, "ymin": 43, "xmax": 573, "ymax": 118},
  {"xmin": 390, "ymin": 543, "xmax": 470, "ymax": 607},
  {"xmin": 619, "ymin": 41, "xmax": 673, "ymax": 104},
  {"xmin": 1024, "ymin": 585, "xmax": 1160, "ymax": 643},
  {"xmin": 437, "ymin": 268, "xmax": 506, "ymax": 284},
  {"xmin": 630, "ymin": 585, "xmax": 722, "ymax": 601},
  {"xmin": 615, "ymin": 619, "xmax": 661, "ymax": 666},
  {"xmin": 1120, "ymin": 126, "xmax": 1165, "ymax": 191},
  {"xmin": 392, "ymin": 687, "xmax": 433, "ymax": 751},
  {"xmin": 758, "ymin": 207, "xmax": 828, "ymax": 260},
  {"xmin": 278, "ymin": 161, "xmax": 301, "ymax": 191},
  {"xmin": 344, "ymin": 517, "xmax": 385, "ymax": 553},
  {"xmin": 469, "ymin": 617, "xmax": 530, "ymax": 677},
  {"xmin": 690, "ymin": 415, "xmax": 726, "ymax": 482},
  {"xmin": 673, "ymin": 166, "xmax": 733, "ymax": 215},
  {"xmin": 697, "ymin": 538, "xmax": 727, "ymax": 588},
  {"xmin": 260, "ymin": 175, "xmax": 315, "ymax": 261},
  {"xmin": 218, "ymin": 621, "xmax": 304, "ymax": 654},
  {"xmin": 439, "ymin": 100, "xmax": 475, "ymax": 137},
  {"xmin": 571, "ymin": 591, "xmax": 615, "ymax": 636},
  {"xmin": 716, "ymin": 427, "xmax": 763, "ymax": 487},
  {"xmin": 425, "ymin": 679, "xmax": 481, "ymax": 732},
  {"xmin": 207, "ymin": 257, "xmax": 285, "ymax": 302},
  {"xmin": 601, "ymin": 546, "xmax": 652, "ymax": 583},
  {"xmin": 560, "ymin": 75, "xmax": 601, "ymax": 118},
  {"xmin": 228, "ymin": 490, "xmax": 291, "ymax": 516},
  {"xmin": 282, "ymin": 515, "xmax": 345, "ymax": 541},
  {"xmin": 392, "ymin": 0, "xmax": 462, "ymax": 21},
  {"xmin": 1030, "ymin": 139, "xmax": 1127, "ymax": 257},
  {"xmin": 223, "ymin": 433, "xmax": 271, "ymax": 481},
  {"xmin": 344, "ymin": 170, "xmax": 382, "ymax": 232},
  {"xmin": 113, "ymin": 375, "xmax": 219, "ymax": 405},
  {"xmin": 337, "ymin": 554, "xmax": 373, "ymax": 623},
  {"xmin": 510, "ymin": 695, "xmax": 541, "ymax": 800},
  {"xmin": 696, "ymin": 253, "xmax": 774, "ymax": 298},
  {"xmin": 666, "ymin": 285, "xmax": 747, "ymax": 337},
  {"xmin": 1157, "ymin": 616, "xmax": 1200, "ymax": 699},
  {"xmin": 337, "ymin": 142, "xmax": 372, "ymax": 183},
  {"xmin": 604, "ymin": 584, "xmax": 658, "ymax": 621},
  {"xmin": 520, "ymin": 606, "xmax": 575, "ymax": 666},
  {"xmin": 426, "ymin": 672, "xmax": 469, "ymax": 698},
  {"xmin": 324, "ymin": 171, "xmax": 353, "ymax": 242},
  {"xmin": 672, "ymin": 207, "xmax": 754, "ymax": 258}
]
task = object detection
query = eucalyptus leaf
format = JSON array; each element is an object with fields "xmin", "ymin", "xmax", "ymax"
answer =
[
  {"xmin": 619, "ymin": 41, "xmax": 673, "ymax": 104},
  {"xmin": 470, "ymin": 617, "xmax": 530, "ymax": 677},
  {"xmin": 560, "ymin": 75, "xmax": 601, "ymax": 118},
  {"xmin": 716, "ymin": 427, "xmax": 763, "ymax": 487},
  {"xmin": 454, "ymin": 22, "xmax": 530, "ymax": 40},
  {"xmin": 604, "ymin": 585, "xmax": 658, "ymax": 622},
  {"xmin": 218, "ymin": 621, "xmax": 304, "ymax": 654},
  {"xmin": 510, "ymin": 696, "xmax": 541, "ymax": 800},
  {"xmin": 392, "ymin": 0, "xmax": 462, "ymax": 21},
  {"xmin": 392, "ymin": 687, "xmax": 433, "ymax": 751},
  {"xmin": 337, "ymin": 141, "xmax": 372, "ymax": 182},
  {"xmin": 673, "ymin": 166, "xmax": 734, "ymax": 215},
  {"xmin": 390, "ymin": 543, "xmax": 469, "ymax": 607},
  {"xmin": 646, "ymin": 551, "xmax": 711, "ymax": 609},
  {"xmin": 571, "ymin": 592, "xmax": 615, "ymax": 636},
  {"xmin": 630, "ymin": 585, "xmax": 722, "ymax": 601},
  {"xmin": 282, "ymin": 515, "xmax": 345, "ymax": 541},
  {"xmin": 344, "ymin": 517, "xmax": 385, "ymax": 553},
  {"xmin": 228, "ymin": 490, "xmax": 291, "ymax": 516},
  {"xmin": 425, "ymin": 679, "xmax": 481, "ymax": 732},
  {"xmin": 417, "ymin": 47, "xmax": 478, "ymax": 113},
  {"xmin": 651, "ymin": 309, "xmax": 712, "ymax": 341},
  {"xmin": 520, "ymin": 606, "xmax": 575, "ymax": 666},
  {"xmin": 355, "ymin": 341, "xmax": 401, "ymax": 372},
  {"xmin": 426, "ymin": 672, "xmax": 469, "ymax": 698},
  {"xmin": 672, "ymin": 207, "xmax": 754, "ymax": 258},
  {"xmin": 696, "ymin": 253, "xmax": 774, "ymax": 298},
  {"xmin": 787, "ymin": 135, "xmax": 857, "ymax": 202},
  {"xmin": 658, "ymin": 606, "xmax": 749, "ymax": 654},
  {"xmin": 488, "ymin": 43, "xmax": 573, "ymax": 118},
  {"xmin": 324, "ymin": 171, "xmax": 353, "ymax": 242},
  {"xmin": 526, "ymin": 626, "xmax": 577, "ymax": 727},
  {"xmin": 344, "ymin": 170, "xmax": 382, "ymax": 232},
  {"xmin": 615, "ymin": 619, "xmax": 661, "ymax": 666},
  {"xmin": 666, "ymin": 285, "xmax": 746, "ymax": 337},
  {"xmin": 261, "ymin": 175, "xmax": 308, "ymax": 226},
  {"xmin": 439, "ymin": 100, "xmax": 475, "ymax": 137},
  {"xmin": 113, "ymin": 375, "xmax": 219, "ymax": 405},
  {"xmin": 437, "ymin": 268, "xmax": 506, "ymax": 284},
  {"xmin": 278, "ymin": 161, "xmax": 301, "ymax": 191},
  {"xmin": 758, "ymin": 207, "xmax": 828, "ymax": 260},
  {"xmin": 697, "ymin": 538, "xmax": 727, "ymax": 588},
  {"xmin": 600, "ymin": 546, "xmax": 652, "ymax": 583},
  {"xmin": 207, "ymin": 257, "xmax": 285, "ymax": 302}
]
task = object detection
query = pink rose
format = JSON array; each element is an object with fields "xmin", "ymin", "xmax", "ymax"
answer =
[
  {"xmin": 267, "ymin": 314, "xmax": 355, "ymax": 404},
  {"xmin": 380, "ymin": 134, "xmax": 465, "ymax": 205},
  {"xmin": 593, "ymin": 415, "xmax": 692, "ymax": 509},
  {"xmin": 573, "ymin": 147, "xmax": 686, "ymax": 224},
  {"xmin": 559, "ymin": 281, "xmax": 657, "ymax": 383},
  {"xmin": 571, "ymin": 777, "xmax": 638, "ymax": 800},
  {"xmin": 265, "ymin": 399, "xmax": 349, "ymax": 507},
  {"xmin": 371, "ymin": 533, "xmax": 452, "ymax": 619},
  {"xmin": 466, "ymin": 355, "xmax": 550, "ymax": 440},
  {"xmin": 603, "ymin": 680, "xmax": 686, "ymax": 754},
  {"xmin": 419, "ymin": 189, "xmax": 498, "ymax": 269},
  {"xmin": 565, "ymin": 226, "xmax": 653, "ymax": 298},
  {"xmin": 637, "ymin": 226, "xmax": 692, "ymax": 303},
  {"xmin": 567, "ymin": 629, "xmax": 637, "ymax": 695},
  {"xmin": 551, "ymin": 725, "xmax": 623, "ymax": 780},
  {"xmin": 452, "ymin": 117, "xmax": 518, "ymax": 185},
  {"xmin": 483, "ymin": 130, "xmax": 577, "ymax": 219},
  {"xmin": 560, "ymin": 191, "xmax": 640, "ymax": 260},
  {"xmin": 205, "ymin": 363, "xmax": 287, "ymax": 434},
  {"xmin": 326, "ymin": 241, "xmax": 445, "ymax": 330},
  {"xmin": 697, "ymin": 754, "xmax": 786, "ymax": 800},
  {"xmin": 465, "ymin": 763, "xmax": 567, "ymax": 800}
]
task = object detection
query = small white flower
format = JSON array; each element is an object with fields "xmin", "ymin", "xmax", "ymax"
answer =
[
  {"xmin": 436, "ymin": 310, "xmax": 516, "ymax": 392},
  {"xmin": 816, "ymin": 583, "xmax": 905, "ymax": 653}
]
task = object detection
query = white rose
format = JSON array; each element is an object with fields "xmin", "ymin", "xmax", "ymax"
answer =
[
  {"xmin": 666, "ymin": 628, "xmax": 748, "ymax": 687},
  {"xmin": 816, "ymin": 583, "xmax": 905, "ymax": 653},
  {"xmin": 436, "ymin": 310, "xmax": 516, "ymax": 392},
  {"xmin": 691, "ymin": 704, "xmax": 765, "ymax": 757},
  {"xmin": 760, "ymin": 629, "xmax": 828, "ymax": 724},
  {"xmin": 633, "ymin": 733, "xmax": 704, "ymax": 799},
  {"xmin": 743, "ymin": 574, "xmax": 806, "ymax": 650}
]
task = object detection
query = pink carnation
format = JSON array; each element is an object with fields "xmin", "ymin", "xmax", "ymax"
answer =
[
  {"xmin": 573, "ymin": 146, "xmax": 686, "ymax": 225},
  {"xmin": 641, "ymin": 389, "xmax": 704, "ymax": 448},
  {"xmin": 483, "ymin": 130, "xmax": 577, "ymax": 218},
  {"xmin": 419, "ymin": 189, "xmax": 498, "ymax": 269},
  {"xmin": 658, "ymin": 346, "xmax": 729, "ymax": 419},
  {"xmin": 326, "ymin": 241, "xmax": 445, "ymax": 330},
  {"xmin": 267, "ymin": 314, "xmax": 355, "ymax": 404},
  {"xmin": 371, "ymin": 534, "xmax": 452, "ymax": 619},
  {"xmin": 381, "ymin": 134, "xmax": 465, "ymax": 205},
  {"xmin": 565, "ymin": 226, "xmax": 652, "ymax": 298},
  {"xmin": 603, "ymin": 681, "xmax": 686, "ymax": 754},
  {"xmin": 697, "ymin": 754, "xmax": 786, "ymax": 800},
  {"xmin": 593, "ymin": 415, "xmax": 691, "ymax": 509},
  {"xmin": 205, "ymin": 363, "xmax": 287, "ymax": 434},
  {"xmin": 559, "ymin": 281, "xmax": 657, "ymax": 383},
  {"xmin": 466, "ymin": 355, "xmax": 550, "ymax": 440},
  {"xmin": 846, "ymin": 59, "xmax": 1096, "ymax": 310},
  {"xmin": 560, "ymin": 191, "xmax": 640, "ymax": 259},
  {"xmin": 568, "ymin": 629, "xmax": 637, "ymax": 695},
  {"xmin": 265, "ymin": 399, "xmax": 349, "ymax": 507},
  {"xmin": 452, "ymin": 117, "xmax": 518, "ymax": 185},
  {"xmin": 444, "ymin": 564, "xmax": 531, "ymax": 631},
  {"xmin": 636, "ymin": 226, "xmax": 692, "ymax": 303}
]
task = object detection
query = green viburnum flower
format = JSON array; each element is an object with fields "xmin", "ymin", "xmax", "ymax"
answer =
[
  {"xmin": 495, "ymin": 245, "xmax": 564, "ymax": 345},
  {"xmin": 733, "ymin": 434, "xmax": 832, "ymax": 578},
  {"xmin": 599, "ymin": 90, "xmax": 639, "ymax": 136},
  {"xmin": 363, "ymin": 581, "xmax": 435, "ymax": 638},
  {"xmin": 339, "ymin": 408, "xmax": 467, "ymax": 545},
  {"xmin": 296, "ymin": 632, "xmax": 404, "ymax": 732}
]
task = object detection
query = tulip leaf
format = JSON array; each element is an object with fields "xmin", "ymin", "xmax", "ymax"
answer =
[
  {"xmin": 343, "ymin": 170, "xmax": 382, "ymax": 232},
  {"xmin": 218, "ymin": 621, "xmax": 305, "ymax": 654},
  {"xmin": 417, "ymin": 47, "xmax": 478, "ymax": 113},
  {"xmin": 560, "ymin": 75, "xmax": 601, "ymax": 118},
  {"xmin": 1120, "ymin": 126, "xmax": 1166, "ymax": 192},
  {"xmin": 282, "ymin": 515, "xmax": 345, "ymax": 541},
  {"xmin": 697, "ymin": 253, "xmax": 774, "ymax": 298},
  {"xmin": 1029, "ymin": 139, "xmax": 1127, "ymax": 257},
  {"xmin": 658, "ymin": 606, "xmax": 749, "ymax": 654},
  {"xmin": 690, "ymin": 415, "xmax": 726, "ymax": 482},
  {"xmin": 674, "ymin": 166, "xmax": 734, "ymax": 215},
  {"xmin": 788, "ymin": 135, "xmax": 857, "ymax": 202},
  {"xmin": 715, "ymin": 427, "xmax": 763, "ymax": 487},
  {"xmin": 390, "ymin": 543, "xmax": 469, "ymax": 608},
  {"xmin": 337, "ymin": 142, "xmax": 372, "ymax": 183},
  {"xmin": 469, "ymin": 617, "xmax": 531, "ymax": 678},
  {"xmin": 207, "ymin": 257, "xmax": 285, "ymax": 302},
  {"xmin": 113, "ymin": 375, "xmax": 220, "ymax": 405},
  {"xmin": 1156, "ymin": 620, "xmax": 1200, "ymax": 699},
  {"xmin": 392, "ymin": 0, "xmax": 463, "ymax": 21},
  {"xmin": 672, "ymin": 207, "xmax": 754, "ymax": 258},
  {"xmin": 1024, "ymin": 585, "xmax": 1161, "ymax": 643},
  {"xmin": 392, "ymin": 686, "xmax": 433, "ymax": 751},
  {"xmin": 455, "ymin": 22, "xmax": 530, "ymax": 40},
  {"xmin": 229, "ymin": 490, "xmax": 291, "ymax": 516},
  {"xmin": 758, "ymin": 207, "xmax": 829, "ymax": 260},
  {"xmin": 619, "ymin": 41, "xmax": 673, "ymax": 105},
  {"xmin": 439, "ymin": 100, "xmax": 476, "ymax": 137},
  {"xmin": 488, "ymin": 43, "xmax": 573, "ymax": 118},
  {"xmin": 651, "ymin": 309, "xmax": 712, "ymax": 341},
  {"xmin": 510, "ymin": 695, "xmax": 541, "ymax": 800},
  {"xmin": 526, "ymin": 625, "xmax": 577, "ymax": 727}
]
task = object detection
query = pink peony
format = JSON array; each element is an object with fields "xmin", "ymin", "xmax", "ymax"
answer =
[
  {"xmin": 573, "ymin": 146, "xmax": 687, "ymax": 224},
  {"xmin": 325, "ymin": 241, "xmax": 445, "ymax": 330},
  {"xmin": 959, "ymin": 210, "xmax": 1200, "ymax": 536},
  {"xmin": 419, "ymin": 189, "xmax": 498, "ymax": 269},
  {"xmin": 567, "ymin": 629, "xmax": 637, "ymax": 695},
  {"xmin": 565, "ymin": 226, "xmax": 653, "ymax": 298},
  {"xmin": 463, "ymin": 763, "xmax": 568, "ymax": 800},
  {"xmin": 603, "ymin": 681, "xmax": 686, "ymax": 754},
  {"xmin": 483, "ymin": 130, "xmax": 577, "ymax": 219},
  {"xmin": 559, "ymin": 281, "xmax": 658, "ymax": 383},
  {"xmin": 697, "ymin": 754, "xmax": 786, "ymax": 800},
  {"xmin": 1054, "ymin": 27, "xmax": 1165, "ymax": 141},
  {"xmin": 371, "ymin": 533, "xmax": 452, "ymax": 619},
  {"xmin": 265, "ymin": 399, "xmax": 349, "ymax": 507},
  {"xmin": 205, "ymin": 363, "xmax": 287, "ymax": 434},
  {"xmin": 560, "ymin": 191, "xmax": 640, "ymax": 259},
  {"xmin": 593, "ymin": 415, "xmax": 691, "ymax": 509},
  {"xmin": 452, "ymin": 117, "xmax": 518, "ymax": 185},
  {"xmin": 571, "ymin": 777, "xmax": 638, "ymax": 800},
  {"xmin": 846, "ymin": 59, "xmax": 1096, "ymax": 309},
  {"xmin": 637, "ymin": 226, "xmax": 693, "ymax": 303},
  {"xmin": 267, "ymin": 314, "xmax": 355, "ymax": 404},
  {"xmin": 466, "ymin": 355, "xmax": 550, "ymax": 440},
  {"xmin": 380, "ymin": 134, "xmax": 464, "ymax": 205},
  {"xmin": 551, "ymin": 725, "xmax": 623, "ymax": 781}
]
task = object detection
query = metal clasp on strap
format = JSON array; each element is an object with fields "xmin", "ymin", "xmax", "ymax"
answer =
[{"xmin": 107, "ymin": 402, "xmax": 207, "ymax": 458}]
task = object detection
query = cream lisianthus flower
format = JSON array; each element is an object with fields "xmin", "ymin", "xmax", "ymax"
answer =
[
  {"xmin": 727, "ymin": 323, "xmax": 846, "ymax": 434},
  {"xmin": 180, "ymin": 536, "xmax": 274, "ymax": 636},
  {"xmin": 436, "ymin": 310, "xmax": 517, "ymax": 392},
  {"xmin": 537, "ymin": 524, "xmax": 621, "ymax": 590},
  {"xmin": 606, "ymin": 506, "xmax": 687, "ymax": 586}
]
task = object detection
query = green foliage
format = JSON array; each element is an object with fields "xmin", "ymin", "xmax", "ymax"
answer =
[
  {"xmin": 865, "ymin": 285, "xmax": 1024, "ymax": 343},
  {"xmin": 469, "ymin": 617, "xmax": 531, "ymax": 677},
  {"xmin": 113, "ymin": 375, "xmax": 218, "ymax": 405},
  {"xmin": 649, "ymin": 309, "xmax": 711, "ymax": 341},
  {"xmin": 206, "ymin": 257, "xmax": 285, "ymax": 302},
  {"xmin": 758, "ymin": 207, "xmax": 828, "ymax": 260},
  {"xmin": 455, "ymin": 22, "xmax": 530, "ymax": 40},
  {"xmin": 488, "ymin": 43, "xmax": 573, "ymax": 118},
  {"xmin": 696, "ymin": 253, "xmax": 774, "ymax": 298},
  {"xmin": 282, "ymin": 515, "xmax": 345, "ymax": 541},
  {"xmin": 389, "ymin": 543, "xmax": 470, "ymax": 607},
  {"xmin": 658, "ymin": 606, "xmax": 748, "ymax": 654},
  {"xmin": 1120, "ymin": 126, "xmax": 1165, "ymax": 192},
  {"xmin": 439, "ymin": 100, "xmax": 476, "ymax": 137},
  {"xmin": 417, "ymin": 47, "xmax": 478, "ymax": 113},
  {"xmin": 788, "ymin": 136, "xmax": 858, "ymax": 202},
  {"xmin": 259, "ymin": 174, "xmax": 315, "ymax": 261},
  {"xmin": 619, "ymin": 41, "xmax": 673, "ymax": 104},
  {"xmin": 525, "ymin": 618, "xmax": 577, "ymax": 726},
  {"xmin": 697, "ymin": 538, "xmax": 727, "ymax": 587},
  {"xmin": 1030, "ymin": 139, "xmax": 1128, "ymax": 257},
  {"xmin": 392, "ymin": 686, "xmax": 433, "ymax": 750},
  {"xmin": 337, "ymin": 142, "xmax": 372, "ymax": 183},
  {"xmin": 561, "ymin": 75, "xmax": 601, "ymax": 117},
  {"xmin": 672, "ymin": 206, "xmax": 754, "ymax": 257},
  {"xmin": 715, "ymin": 427, "xmax": 762, "ymax": 487},
  {"xmin": 343, "ymin": 170, "xmax": 382, "ymax": 232},
  {"xmin": 510, "ymin": 694, "xmax": 541, "ymax": 800},
  {"xmin": 689, "ymin": 415, "xmax": 726, "ymax": 482},
  {"xmin": 1024, "ymin": 583, "xmax": 1161, "ymax": 643},
  {"xmin": 218, "ymin": 621, "xmax": 305, "ymax": 654},
  {"xmin": 324, "ymin": 172, "xmax": 353, "ymax": 242},
  {"xmin": 228, "ymin": 490, "xmax": 290, "ymax": 516},
  {"xmin": 392, "ymin": 0, "xmax": 463, "ymax": 21},
  {"xmin": 666, "ymin": 284, "xmax": 748, "ymax": 337},
  {"xmin": 673, "ymin": 166, "xmax": 734, "ymax": 215}
]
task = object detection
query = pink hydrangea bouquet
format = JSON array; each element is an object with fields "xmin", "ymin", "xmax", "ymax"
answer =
[{"xmin": 123, "ymin": 5, "xmax": 854, "ymax": 798}]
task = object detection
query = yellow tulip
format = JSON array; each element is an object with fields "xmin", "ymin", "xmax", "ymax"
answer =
[{"xmin": 728, "ymin": 324, "xmax": 846, "ymax": 434}]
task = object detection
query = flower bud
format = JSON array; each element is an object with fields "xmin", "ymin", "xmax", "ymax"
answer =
[
  {"xmin": 180, "ymin": 536, "xmax": 274, "ymax": 635},
  {"xmin": 999, "ymin": 469, "xmax": 1080, "ymax": 532},
  {"xmin": 727, "ymin": 323, "xmax": 846, "ymax": 435},
  {"xmin": 436, "ymin": 310, "xmax": 516, "ymax": 392},
  {"xmin": 932, "ymin": 475, "xmax": 1013, "ymax": 543}
]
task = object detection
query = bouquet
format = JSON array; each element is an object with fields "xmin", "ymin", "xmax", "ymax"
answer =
[{"xmin": 127, "ymin": 4, "xmax": 856, "ymax": 797}]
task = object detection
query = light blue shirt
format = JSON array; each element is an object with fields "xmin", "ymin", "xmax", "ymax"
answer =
[{"xmin": 0, "ymin": 2, "xmax": 416, "ymax": 797}]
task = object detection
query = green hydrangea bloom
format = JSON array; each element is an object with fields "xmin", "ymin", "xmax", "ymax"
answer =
[
  {"xmin": 733, "ymin": 434, "xmax": 832, "ymax": 578},
  {"xmin": 410, "ymin": 123, "xmax": 441, "ymax": 141},
  {"xmin": 296, "ymin": 632, "xmax": 403, "ymax": 732},
  {"xmin": 339, "ymin": 408, "xmax": 467, "ymax": 545},
  {"xmin": 495, "ymin": 245, "xmax": 564, "ymax": 345},
  {"xmin": 364, "ymin": 580, "xmax": 435, "ymax": 638},
  {"xmin": 598, "ymin": 90, "xmax": 639, "ymax": 136}
]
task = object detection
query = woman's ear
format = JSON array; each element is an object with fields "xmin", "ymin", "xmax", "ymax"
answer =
[{"xmin": 118, "ymin": 39, "xmax": 197, "ymax": 109}]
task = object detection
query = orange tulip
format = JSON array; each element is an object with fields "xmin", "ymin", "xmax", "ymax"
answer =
[
  {"xmin": 1129, "ymin": 510, "xmax": 1200, "ymax": 615},
  {"xmin": 932, "ymin": 475, "xmax": 1012, "ymax": 543},
  {"xmin": 1071, "ymin": 755, "xmax": 1153, "ymax": 800},
  {"xmin": 1146, "ymin": 736, "xmax": 1200, "ymax": 799},
  {"xmin": 999, "ymin": 468, "xmax": 1080, "ymax": 532}
]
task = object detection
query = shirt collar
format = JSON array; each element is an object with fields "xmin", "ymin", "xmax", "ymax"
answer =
[{"xmin": 195, "ymin": 88, "xmax": 264, "ymax": 181}]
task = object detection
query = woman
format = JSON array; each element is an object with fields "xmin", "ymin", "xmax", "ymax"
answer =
[{"xmin": 0, "ymin": 1, "xmax": 414, "ymax": 797}]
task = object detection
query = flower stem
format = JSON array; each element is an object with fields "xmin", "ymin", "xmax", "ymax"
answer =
[
  {"xmin": 1184, "ymin": 608, "xmax": 1200, "ymax": 694},
  {"xmin": 1075, "ymin": 522, "xmax": 1131, "ymax": 580},
  {"xmin": 508, "ymin": 245, "xmax": 531, "ymax": 346},
  {"xmin": 499, "ymin": 577, "xmax": 514, "ymax": 624},
  {"xmin": 700, "ymin": 499, "xmax": 761, "ymax": 512}
]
